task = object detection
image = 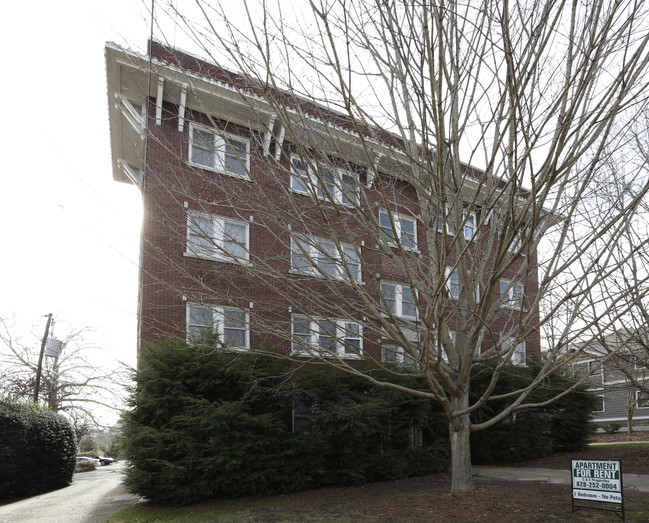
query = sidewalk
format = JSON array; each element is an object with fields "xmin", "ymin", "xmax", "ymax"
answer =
[{"xmin": 473, "ymin": 466, "xmax": 649, "ymax": 493}]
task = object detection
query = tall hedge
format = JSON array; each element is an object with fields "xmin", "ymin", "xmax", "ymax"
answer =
[
  {"xmin": 0, "ymin": 397, "xmax": 77, "ymax": 498},
  {"xmin": 122, "ymin": 339, "xmax": 450, "ymax": 505},
  {"xmin": 470, "ymin": 363, "xmax": 597, "ymax": 463},
  {"xmin": 122, "ymin": 339, "xmax": 597, "ymax": 505}
]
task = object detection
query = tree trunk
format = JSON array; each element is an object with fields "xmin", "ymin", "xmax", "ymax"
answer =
[
  {"xmin": 627, "ymin": 407, "xmax": 634, "ymax": 434},
  {"xmin": 449, "ymin": 391, "xmax": 473, "ymax": 491}
]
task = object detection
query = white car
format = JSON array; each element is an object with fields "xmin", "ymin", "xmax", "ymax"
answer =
[{"xmin": 76, "ymin": 456, "xmax": 100, "ymax": 467}]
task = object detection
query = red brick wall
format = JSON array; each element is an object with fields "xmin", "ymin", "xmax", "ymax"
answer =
[{"xmin": 138, "ymin": 99, "xmax": 541, "ymax": 362}]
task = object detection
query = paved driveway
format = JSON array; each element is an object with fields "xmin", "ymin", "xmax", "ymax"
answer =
[{"xmin": 0, "ymin": 462, "xmax": 141, "ymax": 523}]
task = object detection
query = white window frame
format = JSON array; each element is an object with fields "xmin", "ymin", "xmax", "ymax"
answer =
[
  {"xmin": 290, "ymin": 234, "xmax": 361, "ymax": 282},
  {"xmin": 186, "ymin": 210, "xmax": 250, "ymax": 262},
  {"xmin": 379, "ymin": 210, "xmax": 417, "ymax": 250},
  {"xmin": 290, "ymin": 156, "xmax": 359, "ymax": 206},
  {"xmin": 573, "ymin": 360, "xmax": 604, "ymax": 387},
  {"xmin": 594, "ymin": 395, "xmax": 605, "ymax": 413},
  {"xmin": 381, "ymin": 344, "xmax": 420, "ymax": 368},
  {"xmin": 464, "ymin": 212, "xmax": 477, "ymax": 240},
  {"xmin": 637, "ymin": 390, "xmax": 649, "ymax": 409},
  {"xmin": 380, "ymin": 282, "xmax": 417, "ymax": 319},
  {"xmin": 445, "ymin": 267, "xmax": 460, "ymax": 299},
  {"xmin": 188, "ymin": 123, "xmax": 250, "ymax": 178},
  {"xmin": 436, "ymin": 208, "xmax": 476, "ymax": 241},
  {"xmin": 291, "ymin": 315, "xmax": 363, "ymax": 359},
  {"xmin": 499, "ymin": 279, "xmax": 524, "ymax": 310},
  {"xmin": 503, "ymin": 337, "xmax": 526, "ymax": 366},
  {"xmin": 186, "ymin": 303, "xmax": 249, "ymax": 349}
]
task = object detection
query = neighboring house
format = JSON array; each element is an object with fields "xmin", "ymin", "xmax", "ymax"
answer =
[
  {"xmin": 105, "ymin": 41, "xmax": 540, "ymax": 370},
  {"xmin": 571, "ymin": 331, "xmax": 649, "ymax": 426}
]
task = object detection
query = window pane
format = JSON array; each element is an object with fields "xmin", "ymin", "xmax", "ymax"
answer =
[
  {"xmin": 343, "ymin": 245, "xmax": 360, "ymax": 281},
  {"xmin": 401, "ymin": 286, "xmax": 416, "ymax": 317},
  {"xmin": 448, "ymin": 270, "xmax": 459, "ymax": 299},
  {"xmin": 379, "ymin": 211, "xmax": 395, "ymax": 241},
  {"xmin": 291, "ymin": 237, "xmax": 311, "ymax": 271},
  {"xmin": 223, "ymin": 221, "xmax": 248, "ymax": 260},
  {"xmin": 291, "ymin": 158, "xmax": 309, "ymax": 192},
  {"xmin": 381, "ymin": 283, "xmax": 397, "ymax": 314},
  {"xmin": 318, "ymin": 320, "xmax": 336, "ymax": 352},
  {"xmin": 400, "ymin": 217, "xmax": 416, "ymax": 248},
  {"xmin": 343, "ymin": 322, "xmax": 361, "ymax": 354},
  {"xmin": 317, "ymin": 241, "xmax": 337, "ymax": 276},
  {"xmin": 188, "ymin": 214, "xmax": 215, "ymax": 256},
  {"xmin": 317, "ymin": 168, "xmax": 336, "ymax": 199},
  {"xmin": 293, "ymin": 316, "xmax": 313, "ymax": 352},
  {"xmin": 512, "ymin": 283, "xmax": 523, "ymax": 309},
  {"xmin": 188, "ymin": 305, "xmax": 213, "ymax": 327},
  {"xmin": 382, "ymin": 346, "xmax": 399, "ymax": 362},
  {"xmin": 223, "ymin": 309, "xmax": 247, "ymax": 347},
  {"xmin": 341, "ymin": 173, "xmax": 359, "ymax": 205},
  {"xmin": 223, "ymin": 138, "xmax": 248, "ymax": 177},
  {"xmin": 464, "ymin": 214, "xmax": 475, "ymax": 239},
  {"xmin": 191, "ymin": 129, "xmax": 216, "ymax": 167},
  {"xmin": 187, "ymin": 305, "xmax": 213, "ymax": 341}
]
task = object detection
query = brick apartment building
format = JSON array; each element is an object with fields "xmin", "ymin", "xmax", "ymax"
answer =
[{"xmin": 105, "ymin": 41, "xmax": 540, "ymax": 367}]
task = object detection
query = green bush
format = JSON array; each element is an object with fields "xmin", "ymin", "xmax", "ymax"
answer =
[
  {"xmin": 0, "ymin": 397, "xmax": 77, "ymax": 498},
  {"xmin": 602, "ymin": 422, "xmax": 621, "ymax": 434},
  {"xmin": 470, "ymin": 364, "xmax": 597, "ymax": 463},
  {"xmin": 122, "ymin": 339, "xmax": 450, "ymax": 505}
]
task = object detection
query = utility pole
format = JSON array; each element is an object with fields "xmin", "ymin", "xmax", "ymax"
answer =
[{"xmin": 33, "ymin": 313, "xmax": 53, "ymax": 403}]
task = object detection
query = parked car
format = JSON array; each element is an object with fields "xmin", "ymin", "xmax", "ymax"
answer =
[
  {"xmin": 92, "ymin": 455, "xmax": 114, "ymax": 466},
  {"xmin": 76, "ymin": 456, "xmax": 100, "ymax": 467}
]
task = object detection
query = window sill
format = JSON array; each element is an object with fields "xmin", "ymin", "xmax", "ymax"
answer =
[
  {"xmin": 290, "ymin": 187, "xmax": 359, "ymax": 208},
  {"xmin": 187, "ymin": 160, "xmax": 251, "ymax": 181},
  {"xmin": 290, "ymin": 350, "xmax": 363, "ymax": 360},
  {"xmin": 184, "ymin": 252, "xmax": 251, "ymax": 266},
  {"xmin": 379, "ymin": 242, "xmax": 420, "ymax": 254},
  {"xmin": 288, "ymin": 268, "xmax": 363, "ymax": 284}
]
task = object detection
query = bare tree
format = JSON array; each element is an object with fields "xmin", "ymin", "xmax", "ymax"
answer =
[
  {"xmin": 0, "ymin": 317, "xmax": 128, "ymax": 429},
  {"xmin": 113, "ymin": 0, "xmax": 649, "ymax": 490}
]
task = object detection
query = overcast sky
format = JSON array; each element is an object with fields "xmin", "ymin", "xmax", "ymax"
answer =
[{"xmin": 0, "ymin": 1, "xmax": 196, "ymax": 423}]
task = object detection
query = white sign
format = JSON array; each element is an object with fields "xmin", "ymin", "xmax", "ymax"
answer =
[
  {"xmin": 571, "ymin": 459, "xmax": 622, "ymax": 505},
  {"xmin": 573, "ymin": 489, "xmax": 622, "ymax": 503}
]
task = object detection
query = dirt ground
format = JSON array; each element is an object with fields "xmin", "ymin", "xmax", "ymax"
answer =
[{"xmin": 126, "ymin": 432, "xmax": 649, "ymax": 522}]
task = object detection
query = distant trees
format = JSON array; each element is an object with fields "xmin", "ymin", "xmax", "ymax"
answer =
[{"xmin": 0, "ymin": 316, "xmax": 128, "ymax": 429}]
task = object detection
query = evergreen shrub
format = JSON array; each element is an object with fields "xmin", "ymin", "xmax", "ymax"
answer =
[
  {"xmin": 122, "ymin": 338, "xmax": 450, "ymax": 505},
  {"xmin": 0, "ymin": 397, "xmax": 77, "ymax": 498},
  {"xmin": 470, "ymin": 364, "xmax": 597, "ymax": 463}
]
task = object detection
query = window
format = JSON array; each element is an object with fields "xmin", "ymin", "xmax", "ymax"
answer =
[
  {"xmin": 189, "ymin": 124, "xmax": 250, "ymax": 178},
  {"xmin": 291, "ymin": 315, "xmax": 363, "ymax": 358},
  {"xmin": 291, "ymin": 235, "xmax": 361, "ymax": 282},
  {"xmin": 637, "ymin": 390, "xmax": 649, "ymax": 409},
  {"xmin": 381, "ymin": 345, "xmax": 419, "ymax": 368},
  {"xmin": 292, "ymin": 402, "xmax": 312, "ymax": 433},
  {"xmin": 379, "ymin": 210, "xmax": 417, "ymax": 249},
  {"xmin": 445, "ymin": 268, "xmax": 460, "ymax": 299},
  {"xmin": 380, "ymin": 282, "xmax": 417, "ymax": 319},
  {"xmin": 594, "ymin": 395, "xmax": 605, "ymax": 412},
  {"xmin": 436, "ymin": 208, "xmax": 476, "ymax": 240},
  {"xmin": 573, "ymin": 360, "xmax": 604, "ymax": 387},
  {"xmin": 290, "ymin": 156, "xmax": 359, "ymax": 205},
  {"xmin": 187, "ymin": 211, "xmax": 249, "ymax": 262},
  {"xmin": 503, "ymin": 337, "xmax": 526, "ymax": 366},
  {"xmin": 500, "ymin": 280, "xmax": 524, "ymax": 309},
  {"xmin": 464, "ymin": 212, "xmax": 476, "ymax": 240},
  {"xmin": 186, "ymin": 304, "xmax": 249, "ymax": 348}
]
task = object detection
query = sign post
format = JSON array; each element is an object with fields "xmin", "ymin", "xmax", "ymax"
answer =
[{"xmin": 571, "ymin": 459, "xmax": 624, "ymax": 521}]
